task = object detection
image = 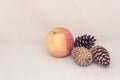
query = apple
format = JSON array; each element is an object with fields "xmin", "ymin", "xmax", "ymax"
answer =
[{"xmin": 46, "ymin": 27, "xmax": 74, "ymax": 57}]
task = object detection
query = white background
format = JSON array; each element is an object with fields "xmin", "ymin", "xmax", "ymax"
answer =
[{"xmin": 0, "ymin": 0, "xmax": 120, "ymax": 80}]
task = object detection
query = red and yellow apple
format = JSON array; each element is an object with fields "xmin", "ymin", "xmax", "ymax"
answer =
[{"xmin": 46, "ymin": 27, "xmax": 74, "ymax": 57}]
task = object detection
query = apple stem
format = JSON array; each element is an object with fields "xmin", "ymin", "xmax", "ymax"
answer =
[{"xmin": 53, "ymin": 31, "xmax": 56, "ymax": 34}]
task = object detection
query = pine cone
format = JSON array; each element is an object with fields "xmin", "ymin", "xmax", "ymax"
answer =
[
  {"xmin": 71, "ymin": 47, "xmax": 92, "ymax": 66},
  {"xmin": 74, "ymin": 34, "xmax": 96, "ymax": 49},
  {"xmin": 91, "ymin": 46, "xmax": 110, "ymax": 67}
]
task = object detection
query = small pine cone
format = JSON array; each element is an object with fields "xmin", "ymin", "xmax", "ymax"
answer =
[
  {"xmin": 91, "ymin": 46, "xmax": 110, "ymax": 67},
  {"xmin": 74, "ymin": 34, "xmax": 96, "ymax": 49},
  {"xmin": 71, "ymin": 47, "xmax": 92, "ymax": 66}
]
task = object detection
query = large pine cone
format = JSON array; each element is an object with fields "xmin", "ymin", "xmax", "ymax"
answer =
[
  {"xmin": 74, "ymin": 34, "xmax": 96, "ymax": 49},
  {"xmin": 71, "ymin": 47, "xmax": 92, "ymax": 66},
  {"xmin": 91, "ymin": 46, "xmax": 110, "ymax": 67}
]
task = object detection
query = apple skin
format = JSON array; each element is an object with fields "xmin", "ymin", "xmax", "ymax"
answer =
[{"xmin": 46, "ymin": 27, "xmax": 74, "ymax": 57}]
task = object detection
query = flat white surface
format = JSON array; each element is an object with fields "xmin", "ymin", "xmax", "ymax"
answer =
[{"xmin": 0, "ymin": 0, "xmax": 120, "ymax": 80}]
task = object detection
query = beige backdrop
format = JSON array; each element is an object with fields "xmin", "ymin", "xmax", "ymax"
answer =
[{"xmin": 0, "ymin": 0, "xmax": 120, "ymax": 80}]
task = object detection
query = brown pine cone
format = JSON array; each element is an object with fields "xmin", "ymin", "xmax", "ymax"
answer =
[
  {"xmin": 74, "ymin": 34, "xmax": 96, "ymax": 49},
  {"xmin": 71, "ymin": 47, "xmax": 92, "ymax": 66},
  {"xmin": 91, "ymin": 46, "xmax": 110, "ymax": 67}
]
